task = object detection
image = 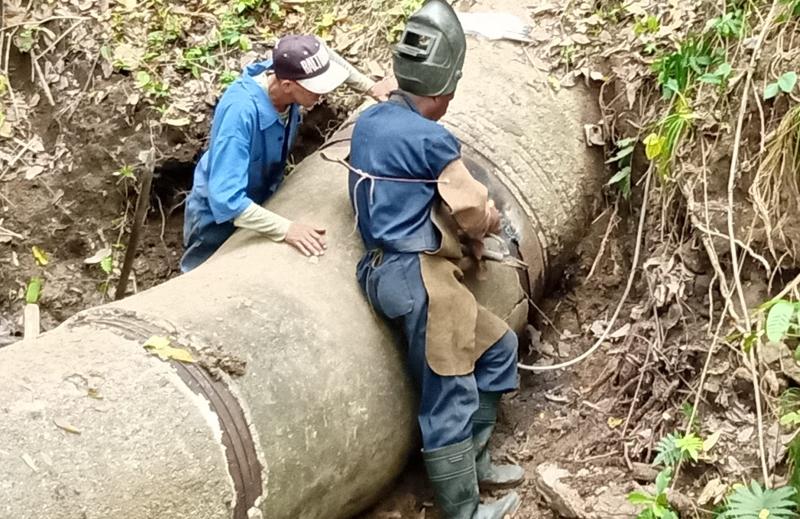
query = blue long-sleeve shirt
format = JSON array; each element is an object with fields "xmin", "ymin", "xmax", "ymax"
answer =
[{"xmin": 182, "ymin": 60, "xmax": 301, "ymax": 270}]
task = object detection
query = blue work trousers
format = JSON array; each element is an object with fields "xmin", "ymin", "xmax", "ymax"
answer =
[
  {"xmin": 180, "ymin": 204, "xmax": 235, "ymax": 273},
  {"xmin": 357, "ymin": 251, "xmax": 518, "ymax": 451}
]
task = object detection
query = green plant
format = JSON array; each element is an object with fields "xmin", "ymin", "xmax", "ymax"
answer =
[
  {"xmin": 653, "ymin": 432, "xmax": 704, "ymax": 467},
  {"xmin": 718, "ymin": 481, "xmax": 796, "ymax": 518},
  {"xmin": 763, "ymin": 298, "xmax": 800, "ymax": 342},
  {"xmin": 634, "ymin": 15, "xmax": 660, "ymax": 36},
  {"xmin": 13, "ymin": 27, "xmax": 37, "ymax": 53},
  {"xmin": 219, "ymin": 70, "xmax": 239, "ymax": 87},
  {"xmin": 653, "ymin": 38, "xmax": 721, "ymax": 98},
  {"xmin": 232, "ymin": 0, "xmax": 262, "ymax": 13},
  {"xmin": 765, "ymin": 72, "xmax": 798, "ymax": 100},
  {"xmin": 113, "ymin": 165, "xmax": 137, "ymax": 184},
  {"xmin": 700, "ymin": 62, "xmax": 733, "ymax": 85},
  {"xmin": 780, "ymin": 0, "xmax": 800, "ymax": 18},
  {"xmin": 217, "ymin": 11, "xmax": 255, "ymax": 50},
  {"xmin": 707, "ymin": 10, "xmax": 745, "ymax": 39},
  {"xmin": 100, "ymin": 254, "xmax": 113, "ymax": 275},
  {"xmin": 628, "ymin": 468, "xmax": 678, "ymax": 519},
  {"xmin": 649, "ymin": 98, "xmax": 696, "ymax": 178},
  {"xmin": 680, "ymin": 402, "xmax": 703, "ymax": 433},
  {"xmin": 605, "ymin": 137, "xmax": 636, "ymax": 200},
  {"xmin": 385, "ymin": 0, "xmax": 426, "ymax": 41},
  {"xmin": 180, "ymin": 46, "xmax": 217, "ymax": 78},
  {"xmin": 135, "ymin": 71, "xmax": 170, "ymax": 99},
  {"xmin": 25, "ymin": 277, "xmax": 43, "ymax": 304},
  {"xmin": 790, "ymin": 437, "xmax": 800, "ymax": 508}
]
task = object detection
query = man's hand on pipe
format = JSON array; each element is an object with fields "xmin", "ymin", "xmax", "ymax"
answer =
[
  {"xmin": 367, "ymin": 75, "xmax": 399, "ymax": 102},
  {"xmin": 285, "ymin": 222, "xmax": 327, "ymax": 257}
]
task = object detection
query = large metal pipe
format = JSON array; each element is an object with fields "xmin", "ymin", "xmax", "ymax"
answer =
[{"xmin": 0, "ymin": 5, "xmax": 602, "ymax": 519}]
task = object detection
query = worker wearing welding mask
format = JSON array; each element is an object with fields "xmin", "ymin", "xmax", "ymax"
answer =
[
  {"xmin": 345, "ymin": 2, "xmax": 524, "ymax": 518},
  {"xmin": 181, "ymin": 35, "xmax": 392, "ymax": 272}
]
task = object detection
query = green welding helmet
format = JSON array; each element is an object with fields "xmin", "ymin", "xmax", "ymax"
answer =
[{"xmin": 393, "ymin": 0, "xmax": 466, "ymax": 97}]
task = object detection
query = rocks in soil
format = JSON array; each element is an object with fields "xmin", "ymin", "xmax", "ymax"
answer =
[
  {"xmin": 534, "ymin": 464, "xmax": 584, "ymax": 518},
  {"xmin": 630, "ymin": 462, "xmax": 660, "ymax": 482},
  {"xmin": 533, "ymin": 463, "xmax": 639, "ymax": 519}
]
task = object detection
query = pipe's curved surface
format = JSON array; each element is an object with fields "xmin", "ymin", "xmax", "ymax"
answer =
[{"xmin": 0, "ymin": 5, "xmax": 602, "ymax": 518}]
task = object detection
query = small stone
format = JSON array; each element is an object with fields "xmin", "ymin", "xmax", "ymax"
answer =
[
  {"xmin": 539, "ymin": 342, "xmax": 556, "ymax": 357},
  {"xmin": 534, "ymin": 463, "xmax": 584, "ymax": 518},
  {"xmin": 630, "ymin": 462, "xmax": 659, "ymax": 482}
]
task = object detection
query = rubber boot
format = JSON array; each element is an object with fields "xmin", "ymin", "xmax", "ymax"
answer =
[
  {"xmin": 473, "ymin": 392, "xmax": 525, "ymax": 490},
  {"xmin": 423, "ymin": 437, "xmax": 520, "ymax": 519}
]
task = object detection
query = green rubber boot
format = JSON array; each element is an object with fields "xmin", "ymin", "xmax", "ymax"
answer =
[
  {"xmin": 473, "ymin": 392, "xmax": 525, "ymax": 490},
  {"xmin": 423, "ymin": 438, "xmax": 520, "ymax": 519}
]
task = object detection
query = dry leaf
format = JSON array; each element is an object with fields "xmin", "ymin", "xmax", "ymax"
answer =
[
  {"xmin": 571, "ymin": 33, "xmax": 591, "ymax": 45},
  {"xmin": 143, "ymin": 335, "xmax": 195, "ymax": 363},
  {"xmin": 0, "ymin": 122, "xmax": 13, "ymax": 138},
  {"xmin": 24, "ymin": 166, "xmax": 45, "ymax": 180},
  {"xmin": 28, "ymin": 135, "xmax": 45, "ymax": 153},
  {"xmin": 589, "ymin": 70, "xmax": 605, "ymax": 81},
  {"xmin": 32, "ymin": 246, "xmax": 48, "ymax": 266},
  {"xmin": 703, "ymin": 430, "xmax": 721, "ymax": 452},
  {"xmin": 53, "ymin": 417, "xmax": 81, "ymax": 435},
  {"xmin": 607, "ymin": 417, "xmax": 623, "ymax": 428},
  {"xmin": 161, "ymin": 116, "xmax": 191, "ymax": 127},
  {"xmin": 84, "ymin": 247, "xmax": 112, "ymax": 265},
  {"xmin": 560, "ymin": 71, "xmax": 578, "ymax": 88},
  {"xmin": 21, "ymin": 453, "xmax": 38, "ymax": 473},
  {"xmin": 698, "ymin": 477, "xmax": 727, "ymax": 505}
]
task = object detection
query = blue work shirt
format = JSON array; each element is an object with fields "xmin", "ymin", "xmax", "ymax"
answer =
[
  {"xmin": 181, "ymin": 60, "xmax": 301, "ymax": 272},
  {"xmin": 348, "ymin": 94, "xmax": 461, "ymax": 253}
]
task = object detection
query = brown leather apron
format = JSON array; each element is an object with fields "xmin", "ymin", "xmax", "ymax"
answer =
[{"xmin": 421, "ymin": 205, "xmax": 509, "ymax": 376}]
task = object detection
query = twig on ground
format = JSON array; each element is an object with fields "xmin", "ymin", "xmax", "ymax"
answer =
[
  {"xmin": 587, "ymin": 202, "xmax": 619, "ymax": 281},
  {"xmin": 37, "ymin": 18, "xmax": 86, "ymax": 57},
  {"xmin": 155, "ymin": 194, "xmax": 166, "ymax": 245},
  {"xmin": 115, "ymin": 147, "xmax": 156, "ymax": 300},
  {"xmin": 0, "ymin": 16, "xmax": 89, "ymax": 33},
  {"xmin": 30, "ymin": 50, "xmax": 55, "ymax": 106},
  {"xmin": 621, "ymin": 324, "xmax": 659, "ymax": 438},
  {"xmin": 0, "ymin": 226, "xmax": 23, "ymax": 239}
]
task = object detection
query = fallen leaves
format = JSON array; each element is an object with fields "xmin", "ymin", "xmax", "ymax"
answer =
[
  {"xmin": 23, "ymin": 165, "xmax": 45, "ymax": 180},
  {"xmin": 31, "ymin": 246, "xmax": 49, "ymax": 266},
  {"xmin": 53, "ymin": 417, "xmax": 81, "ymax": 435},
  {"xmin": 21, "ymin": 453, "xmax": 38, "ymax": 473},
  {"xmin": 143, "ymin": 335, "xmax": 195, "ymax": 364}
]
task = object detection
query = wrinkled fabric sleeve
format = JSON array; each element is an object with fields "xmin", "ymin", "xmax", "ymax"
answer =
[
  {"xmin": 437, "ymin": 159, "xmax": 497, "ymax": 239},
  {"xmin": 233, "ymin": 202, "xmax": 291, "ymax": 240},
  {"xmin": 423, "ymin": 130, "xmax": 461, "ymax": 180},
  {"xmin": 206, "ymin": 104, "xmax": 258, "ymax": 223},
  {"xmin": 328, "ymin": 48, "xmax": 375, "ymax": 93}
]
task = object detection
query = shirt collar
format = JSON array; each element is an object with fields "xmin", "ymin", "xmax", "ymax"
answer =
[{"xmin": 240, "ymin": 59, "xmax": 287, "ymax": 130}]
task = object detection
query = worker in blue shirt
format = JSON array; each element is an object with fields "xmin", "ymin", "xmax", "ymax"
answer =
[
  {"xmin": 181, "ymin": 34, "xmax": 393, "ymax": 272},
  {"xmin": 346, "ymin": 2, "xmax": 523, "ymax": 518}
]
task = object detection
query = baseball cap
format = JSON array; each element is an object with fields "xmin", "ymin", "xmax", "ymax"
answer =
[{"xmin": 273, "ymin": 35, "xmax": 349, "ymax": 95}]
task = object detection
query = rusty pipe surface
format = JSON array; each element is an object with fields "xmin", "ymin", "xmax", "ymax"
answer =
[{"xmin": 0, "ymin": 7, "xmax": 602, "ymax": 519}]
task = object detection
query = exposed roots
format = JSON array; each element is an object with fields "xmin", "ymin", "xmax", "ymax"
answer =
[{"xmin": 750, "ymin": 104, "xmax": 800, "ymax": 263}]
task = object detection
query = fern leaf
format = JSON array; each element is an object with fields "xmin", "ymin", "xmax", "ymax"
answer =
[
  {"xmin": 653, "ymin": 433, "xmax": 682, "ymax": 467},
  {"xmin": 676, "ymin": 433, "xmax": 704, "ymax": 462}
]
